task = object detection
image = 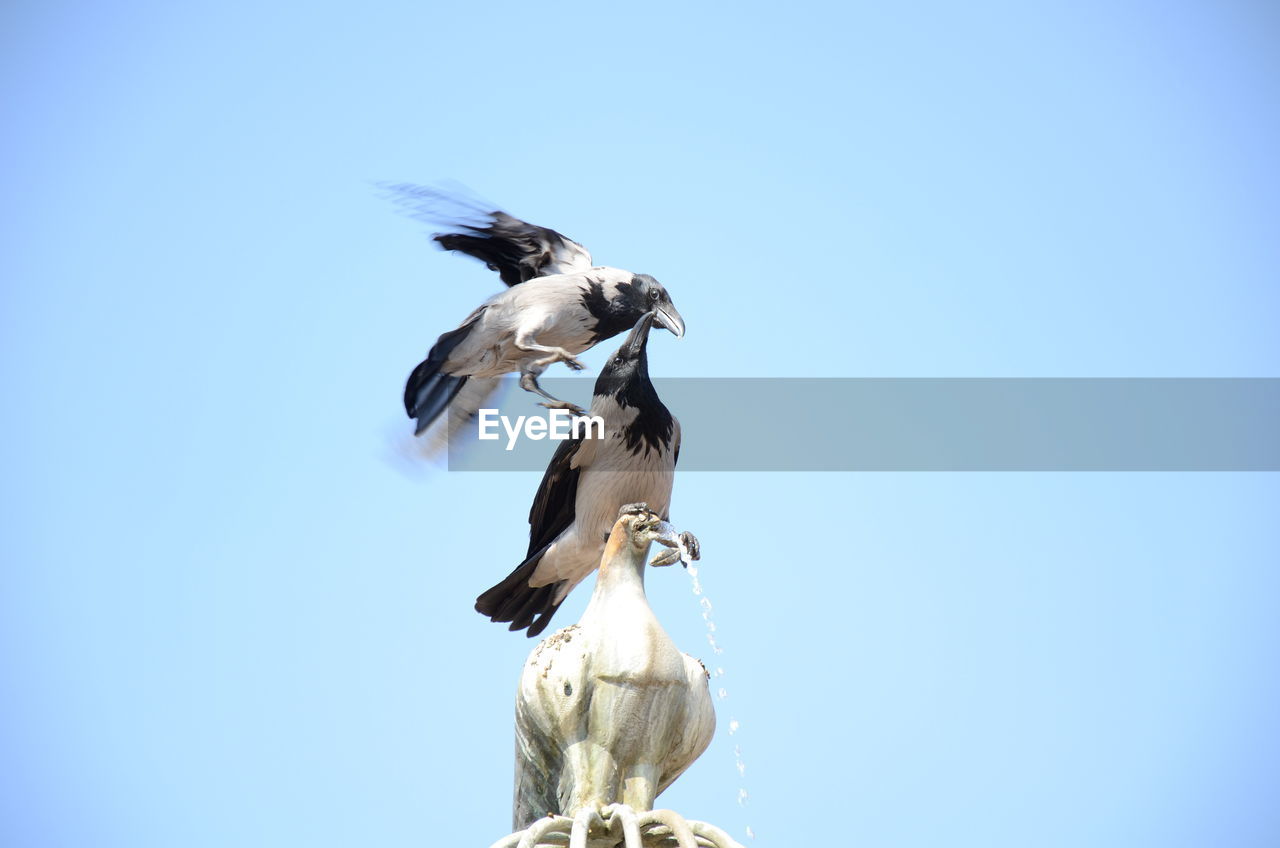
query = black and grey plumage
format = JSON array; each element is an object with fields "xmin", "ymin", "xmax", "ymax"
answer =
[
  {"xmin": 386, "ymin": 184, "xmax": 686, "ymax": 436},
  {"xmin": 475, "ymin": 312, "xmax": 699, "ymax": 637}
]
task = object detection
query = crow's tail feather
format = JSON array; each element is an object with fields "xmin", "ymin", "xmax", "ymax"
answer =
[
  {"xmin": 405, "ymin": 368, "xmax": 468, "ymax": 436},
  {"xmin": 405, "ymin": 311, "xmax": 485, "ymax": 435},
  {"xmin": 409, "ymin": 375, "xmax": 504, "ymax": 460},
  {"xmin": 475, "ymin": 544, "xmax": 565, "ymax": 638}
]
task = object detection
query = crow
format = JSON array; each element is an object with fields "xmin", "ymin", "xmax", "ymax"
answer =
[
  {"xmin": 475, "ymin": 312, "xmax": 699, "ymax": 637},
  {"xmin": 385, "ymin": 184, "xmax": 686, "ymax": 437}
]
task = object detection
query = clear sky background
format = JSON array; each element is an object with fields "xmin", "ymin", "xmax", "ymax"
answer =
[{"xmin": 2, "ymin": 1, "xmax": 1278, "ymax": 846}]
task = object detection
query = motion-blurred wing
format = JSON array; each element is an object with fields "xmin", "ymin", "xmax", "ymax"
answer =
[{"xmin": 384, "ymin": 183, "xmax": 593, "ymax": 286}]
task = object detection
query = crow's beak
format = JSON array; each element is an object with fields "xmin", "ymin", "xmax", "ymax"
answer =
[
  {"xmin": 653, "ymin": 303, "xmax": 685, "ymax": 339},
  {"xmin": 620, "ymin": 311, "xmax": 656, "ymax": 359}
]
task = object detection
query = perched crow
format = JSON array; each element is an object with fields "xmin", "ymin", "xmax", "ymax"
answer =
[
  {"xmin": 475, "ymin": 313, "xmax": 699, "ymax": 637},
  {"xmin": 385, "ymin": 184, "xmax": 686, "ymax": 436}
]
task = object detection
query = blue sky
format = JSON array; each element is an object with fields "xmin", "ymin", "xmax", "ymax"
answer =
[{"xmin": 2, "ymin": 1, "xmax": 1278, "ymax": 846}]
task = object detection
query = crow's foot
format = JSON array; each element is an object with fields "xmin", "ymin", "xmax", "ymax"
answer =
[
  {"xmin": 539, "ymin": 400, "xmax": 588, "ymax": 416},
  {"xmin": 520, "ymin": 373, "xmax": 584, "ymax": 412},
  {"xmin": 649, "ymin": 527, "xmax": 700, "ymax": 567},
  {"xmin": 680, "ymin": 530, "xmax": 701, "ymax": 562}
]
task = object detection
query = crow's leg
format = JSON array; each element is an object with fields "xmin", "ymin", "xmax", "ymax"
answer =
[
  {"xmin": 518, "ymin": 372, "xmax": 587, "ymax": 416},
  {"xmin": 513, "ymin": 331, "xmax": 585, "ymax": 371}
]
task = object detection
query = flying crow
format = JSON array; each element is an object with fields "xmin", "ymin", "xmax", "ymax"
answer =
[
  {"xmin": 475, "ymin": 312, "xmax": 699, "ymax": 637},
  {"xmin": 385, "ymin": 184, "xmax": 686, "ymax": 436}
]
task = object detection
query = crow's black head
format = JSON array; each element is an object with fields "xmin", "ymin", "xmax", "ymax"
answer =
[
  {"xmin": 593, "ymin": 312, "xmax": 674, "ymax": 455},
  {"xmin": 627, "ymin": 274, "xmax": 685, "ymax": 339},
  {"xmin": 581, "ymin": 274, "xmax": 685, "ymax": 345},
  {"xmin": 595, "ymin": 311, "xmax": 654, "ymax": 398}
]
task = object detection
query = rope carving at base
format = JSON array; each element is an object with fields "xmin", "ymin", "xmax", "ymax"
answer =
[{"xmin": 488, "ymin": 804, "xmax": 745, "ymax": 848}]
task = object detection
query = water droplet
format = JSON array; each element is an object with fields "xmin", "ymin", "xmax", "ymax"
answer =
[
  {"xmin": 685, "ymin": 563, "xmax": 751, "ymax": 837},
  {"xmin": 746, "ymin": 826, "xmax": 755, "ymax": 840}
]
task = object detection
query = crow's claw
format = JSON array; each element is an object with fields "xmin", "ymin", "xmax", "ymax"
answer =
[
  {"xmin": 539, "ymin": 400, "xmax": 588, "ymax": 416},
  {"xmin": 650, "ymin": 548, "xmax": 682, "ymax": 567}
]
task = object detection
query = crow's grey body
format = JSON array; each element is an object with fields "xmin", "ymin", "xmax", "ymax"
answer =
[
  {"xmin": 526, "ymin": 401, "xmax": 679, "ymax": 596},
  {"xmin": 440, "ymin": 268, "xmax": 642, "ymax": 377},
  {"xmin": 476, "ymin": 314, "xmax": 687, "ymax": 637}
]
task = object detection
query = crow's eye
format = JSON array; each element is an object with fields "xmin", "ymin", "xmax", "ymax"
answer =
[
  {"xmin": 614, "ymin": 357, "xmax": 624, "ymax": 365},
  {"xmin": 649, "ymin": 288, "xmax": 660, "ymax": 300}
]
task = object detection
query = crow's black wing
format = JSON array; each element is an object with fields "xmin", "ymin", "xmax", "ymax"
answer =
[
  {"xmin": 526, "ymin": 435, "xmax": 585, "ymax": 557},
  {"xmin": 436, "ymin": 211, "xmax": 593, "ymax": 287},
  {"xmin": 672, "ymin": 417, "xmax": 682, "ymax": 468},
  {"xmin": 383, "ymin": 183, "xmax": 593, "ymax": 286},
  {"xmin": 475, "ymin": 434, "xmax": 587, "ymax": 637}
]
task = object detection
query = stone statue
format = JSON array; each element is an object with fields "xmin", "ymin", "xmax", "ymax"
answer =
[{"xmin": 490, "ymin": 504, "xmax": 741, "ymax": 848}]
